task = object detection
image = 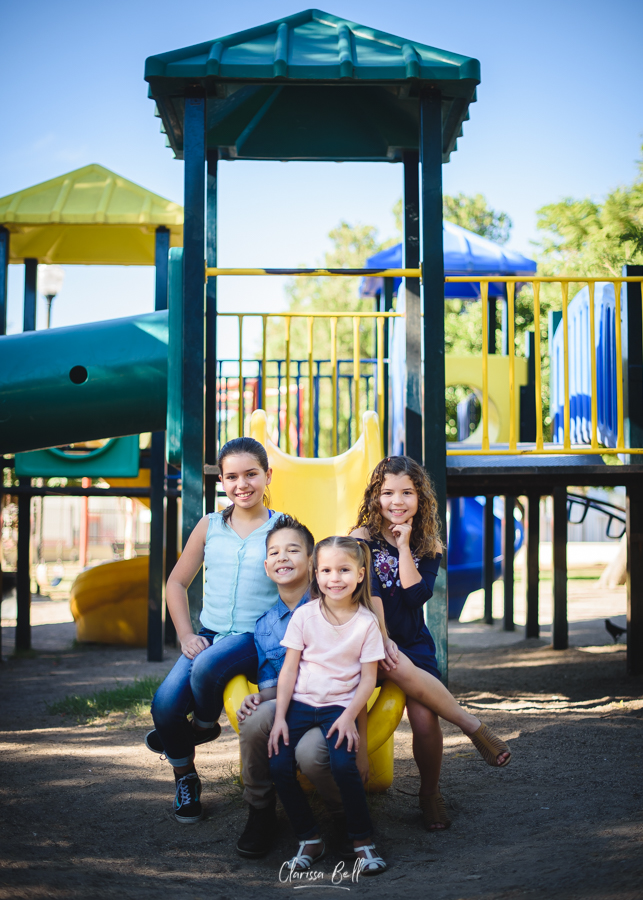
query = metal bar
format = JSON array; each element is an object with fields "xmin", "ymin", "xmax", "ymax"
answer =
[
  {"xmin": 525, "ymin": 493, "xmax": 540, "ymax": 639},
  {"xmin": 238, "ymin": 315, "xmax": 244, "ymax": 438},
  {"xmin": 23, "ymin": 259, "xmax": 37, "ymax": 332},
  {"xmin": 382, "ymin": 277, "xmax": 394, "ymax": 455},
  {"xmin": 503, "ymin": 496, "xmax": 515, "ymax": 631},
  {"xmin": 217, "ymin": 311, "xmax": 401, "ymax": 319},
  {"xmin": 614, "ymin": 280, "xmax": 625, "ymax": 450},
  {"xmin": 561, "ymin": 282, "xmax": 571, "ymax": 451},
  {"xmin": 331, "ymin": 317, "xmax": 338, "ymax": 455},
  {"xmin": 285, "ymin": 316, "xmax": 291, "ymax": 454},
  {"xmin": 622, "ymin": 266, "xmax": 643, "ymax": 460},
  {"xmin": 376, "ymin": 317, "xmax": 385, "ymax": 454},
  {"xmin": 552, "ymin": 485, "xmax": 568, "ymax": 650},
  {"xmin": 205, "ymin": 151, "xmax": 218, "ymax": 513},
  {"xmin": 261, "ymin": 315, "xmax": 268, "ymax": 411},
  {"xmin": 353, "ymin": 316, "xmax": 360, "ymax": 438},
  {"xmin": 481, "ymin": 281, "xmax": 490, "ymax": 451},
  {"xmin": 626, "ymin": 482, "xmax": 643, "ymax": 675},
  {"xmin": 164, "ymin": 475, "xmax": 178, "ymax": 647},
  {"xmin": 403, "ymin": 149, "xmax": 422, "ymax": 464},
  {"xmin": 0, "ymin": 227, "xmax": 9, "ymax": 336},
  {"xmin": 507, "ymin": 282, "xmax": 517, "ymax": 451},
  {"xmin": 148, "ymin": 226, "xmax": 170, "ymax": 662},
  {"xmin": 533, "ymin": 282, "xmax": 544, "ymax": 451},
  {"xmin": 307, "ymin": 317, "xmax": 314, "ymax": 458},
  {"xmin": 483, "ymin": 496, "xmax": 495, "ymax": 625},
  {"xmin": 588, "ymin": 282, "xmax": 599, "ymax": 449},
  {"xmin": 16, "ymin": 479, "xmax": 31, "ymax": 651},
  {"xmin": 420, "ymin": 89, "xmax": 448, "ymax": 683},
  {"xmin": 444, "ymin": 447, "xmax": 643, "ymax": 456},
  {"xmin": 6, "ymin": 485, "xmax": 175, "ymax": 497},
  {"xmin": 181, "ymin": 95, "xmax": 206, "ymax": 632},
  {"xmin": 446, "ymin": 276, "xmax": 643, "ymax": 283},
  {"xmin": 206, "ymin": 267, "xmax": 421, "ymax": 278}
]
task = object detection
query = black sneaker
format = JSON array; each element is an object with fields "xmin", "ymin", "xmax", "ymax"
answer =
[
  {"xmin": 331, "ymin": 814, "xmax": 356, "ymax": 860},
  {"xmin": 236, "ymin": 799, "xmax": 277, "ymax": 858},
  {"xmin": 145, "ymin": 722, "xmax": 222, "ymax": 754},
  {"xmin": 174, "ymin": 772, "xmax": 203, "ymax": 824}
]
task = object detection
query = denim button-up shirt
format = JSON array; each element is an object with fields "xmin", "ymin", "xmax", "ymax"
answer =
[
  {"xmin": 254, "ymin": 592, "xmax": 310, "ymax": 690},
  {"xmin": 201, "ymin": 510, "xmax": 281, "ymax": 640}
]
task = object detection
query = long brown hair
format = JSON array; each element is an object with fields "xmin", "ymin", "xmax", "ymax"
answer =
[
  {"xmin": 311, "ymin": 536, "xmax": 377, "ymax": 618},
  {"xmin": 354, "ymin": 456, "xmax": 442, "ymax": 557},
  {"xmin": 217, "ymin": 437, "xmax": 271, "ymax": 522}
]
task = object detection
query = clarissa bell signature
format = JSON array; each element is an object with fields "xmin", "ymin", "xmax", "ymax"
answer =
[{"xmin": 279, "ymin": 858, "xmax": 363, "ymax": 886}]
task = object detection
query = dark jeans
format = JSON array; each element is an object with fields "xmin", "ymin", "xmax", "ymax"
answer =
[
  {"xmin": 269, "ymin": 700, "xmax": 373, "ymax": 841},
  {"xmin": 151, "ymin": 630, "xmax": 258, "ymax": 766}
]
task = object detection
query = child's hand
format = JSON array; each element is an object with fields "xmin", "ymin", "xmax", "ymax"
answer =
[
  {"xmin": 379, "ymin": 638, "xmax": 399, "ymax": 672},
  {"xmin": 356, "ymin": 743, "xmax": 370, "ymax": 784},
  {"xmin": 327, "ymin": 711, "xmax": 360, "ymax": 751},
  {"xmin": 390, "ymin": 517, "xmax": 413, "ymax": 549},
  {"xmin": 268, "ymin": 717, "xmax": 289, "ymax": 757},
  {"xmin": 237, "ymin": 693, "xmax": 262, "ymax": 723},
  {"xmin": 180, "ymin": 633, "xmax": 210, "ymax": 659}
]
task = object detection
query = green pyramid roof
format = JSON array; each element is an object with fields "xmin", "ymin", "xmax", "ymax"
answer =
[{"xmin": 145, "ymin": 9, "xmax": 479, "ymax": 163}]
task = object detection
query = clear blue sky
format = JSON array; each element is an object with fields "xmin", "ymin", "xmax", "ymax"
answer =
[{"xmin": 3, "ymin": 0, "xmax": 642, "ymax": 344}]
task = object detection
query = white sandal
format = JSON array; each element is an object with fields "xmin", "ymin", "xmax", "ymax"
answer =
[
  {"xmin": 354, "ymin": 844, "xmax": 387, "ymax": 876},
  {"xmin": 286, "ymin": 838, "xmax": 326, "ymax": 872}
]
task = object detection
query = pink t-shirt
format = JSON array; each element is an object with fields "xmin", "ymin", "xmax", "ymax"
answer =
[{"xmin": 281, "ymin": 599, "xmax": 385, "ymax": 708}]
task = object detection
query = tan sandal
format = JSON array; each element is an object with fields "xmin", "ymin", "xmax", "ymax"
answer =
[
  {"xmin": 469, "ymin": 722, "xmax": 511, "ymax": 767},
  {"xmin": 419, "ymin": 791, "xmax": 451, "ymax": 830}
]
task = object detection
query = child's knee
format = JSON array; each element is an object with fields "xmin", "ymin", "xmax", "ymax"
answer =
[
  {"xmin": 295, "ymin": 727, "xmax": 329, "ymax": 774},
  {"xmin": 239, "ymin": 700, "xmax": 275, "ymax": 740},
  {"xmin": 269, "ymin": 750, "xmax": 295, "ymax": 779}
]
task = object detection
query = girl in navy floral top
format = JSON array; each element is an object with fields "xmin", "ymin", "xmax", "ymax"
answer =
[{"xmin": 352, "ymin": 457, "xmax": 512, "ymax": 832}]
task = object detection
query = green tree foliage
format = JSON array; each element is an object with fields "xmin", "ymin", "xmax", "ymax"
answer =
[{"xmin": 443, "ymin": 193, "xmax": 512, "ymax": 245}]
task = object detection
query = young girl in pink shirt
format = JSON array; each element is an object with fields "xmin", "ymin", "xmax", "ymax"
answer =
[{"xmin": 268, "ymin": 536, "xmax": 387, "ymax": 876}]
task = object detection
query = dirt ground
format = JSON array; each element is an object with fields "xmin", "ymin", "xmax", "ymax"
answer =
[{"xmin": 1, "ymin": 607, "xmax": 642, "ymax": 900}]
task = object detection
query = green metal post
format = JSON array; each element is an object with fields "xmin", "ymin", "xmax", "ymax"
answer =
[
  {"xmin": 626, "ymin": 482, "xmax": 643, "ymax": 676},
  {"xmin": 0, "ymin": 227, "xmax": 8, "ymax": 335},
  {"xmin": 483, "ymin": 496, "xmax": 494, "ymax": 624},
  {"xmin": 23, "ymin": 259, "xmax": 37, "ymax": 332},
  {"xmin": 148, "ymin": 226, "xmax": 170, "ymax": 661},
  {"xmin": 403, "ymin": 150, "xmax": 422, "ymax": 464},
  {"xmin": 16, "ymin": 479, "xmax": 31, "ymax": 651},
  {"xmin": 503, "ymin": 496, "xmax": 516, "ymax": 631},
  {"xmin": 182, "ymin": 96, "xmax": 206, "ymax": 631},
  {"xmin": 419, "ymin": 91, "xmax": 447, "ymax": 681},
  {"xmin": 525, "ymin": 493, "xmax": 540, "ymax": 638},
  {"xmin": 552, "ymin": 486, "xmax": 568, "ymax": 650},
  {"xmin": 381, "ymin": 277, "xmax": 394, "ymax": 456},
  {"xmin": 164, "ymin": 463, "xmax": 179, "ymax": 647},
  {"xmin": 205, "ymin": 149, "xmax": 218, "ymax": 514}
]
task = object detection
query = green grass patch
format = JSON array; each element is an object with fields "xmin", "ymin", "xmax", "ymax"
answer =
[{"xmin": 47, "ymin": 675, "xmax": 165, "ymax": 722}]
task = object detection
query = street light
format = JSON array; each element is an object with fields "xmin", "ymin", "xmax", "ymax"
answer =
[{"xmin": 37, "ymin": 264, "xmax": 65, "ymax": 328}]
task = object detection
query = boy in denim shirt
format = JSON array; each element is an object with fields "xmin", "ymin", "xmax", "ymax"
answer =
[{"xmin": 236, "ymin": 515, "xmax": 368, "ymax": 859}]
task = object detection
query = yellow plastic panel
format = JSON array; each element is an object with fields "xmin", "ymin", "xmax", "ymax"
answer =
[
  {"xmin": 70, "ymin": 556, "xmax": 149, "ymax": 646},
  {"xmin": 446, "ymin": 355, "xmax": 528, "ymax": 444},
  {"xmin": 250, "ymin": 408, "xmax": 382, "ymax": 542}
]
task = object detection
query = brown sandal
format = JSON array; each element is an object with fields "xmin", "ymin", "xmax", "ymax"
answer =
[
  {"xmin": 419, "ymin": 791, "xmax": 452, "ymax": 831},
  {"xmin": 469, "ymin": 722, "xmax": 511, "ymax": 767}
]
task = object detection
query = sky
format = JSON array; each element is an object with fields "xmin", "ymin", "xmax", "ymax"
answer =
[{"xmin": 3, "ymin": 0, "xmax": 643, "ymax": 347}]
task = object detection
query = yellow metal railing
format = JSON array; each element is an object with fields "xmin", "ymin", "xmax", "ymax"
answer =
[
  {"xmin": 446, "ymin": 275, "xmax": 643, "ymax": 456},
  {"xmin": 217, "ymin": 311, "xmax": 400, "ymax": 457}
]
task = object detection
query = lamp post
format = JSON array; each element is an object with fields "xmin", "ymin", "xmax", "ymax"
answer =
[{"xmin": 37, "ymin": 265, "xmax": 65, "ymax": 328}]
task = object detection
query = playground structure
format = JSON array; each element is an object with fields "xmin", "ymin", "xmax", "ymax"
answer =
[{"xmin": 0, "ymin": 9, "xmax": 642, "ymax": 685}]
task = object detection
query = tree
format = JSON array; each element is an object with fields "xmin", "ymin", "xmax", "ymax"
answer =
[{"xmin": 443, "ymin": 193, "xmax": 512, "ymax": 245}]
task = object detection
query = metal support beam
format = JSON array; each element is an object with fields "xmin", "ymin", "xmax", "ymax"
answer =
[
  {"xmin": 483, "ymin": 496, "xmax": 495, "ymax": 624},
  {"xmin": 165, "ymin": 470, "xmax": 179, "ymax": 647},
  {"xmin": 182, "ymin": 96, "xmax": 206, "ymax": 631},
  {"xmin": 419, "ymin": 91, "xmax": 447, "ymax": 680},
  {"xmin": 626, "ymin": 482, "xmax": 643, "ymax": 675},
  {"xmin": 205, "ymin": 150, "xmax": 218, "ymax": 513},
  {"xmin": 525, "ymin": 493, "xmax": 540, "ymax": 638},
  {"xmin": 552, "ymin": 485, "xmax": 568, "ymax": 650},
  {"xmin": 622, "ymin": 265, "xmax": 643, "ymax": 462},
  {"xmin": 16, "ymin": 479, "xmax": 31, "ymax": 651},
  {"xmin": 147, "ymin": 226, "xmax": 170, "ymax": 662},
  {"xmin": 381, "ymin": 277, "xmax": 394, "ymax": 456},
  {"xmin": 23, "ymin": 259, "xmax": 37, "ymax": 332},
  {"xmin": 487, "ymin": 296, "xmax": 497, "ymax": 355},
  {"xmin": 503, "ymin": 496, "xmax": 515, "ymax": 631},
  {"xmin": 403, "ymin": 150, "xmax": 422, "ymax": 464},
  {"xmin": 0, "ymin": 227, "xmax": 8, "ymax": 335}
]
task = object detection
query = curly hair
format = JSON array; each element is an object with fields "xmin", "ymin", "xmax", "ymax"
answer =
[{"xmin": 353, "ymin": 456, "xmax": 442, "ymax": 558}]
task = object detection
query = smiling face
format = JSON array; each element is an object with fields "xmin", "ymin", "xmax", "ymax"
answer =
[
  {"xmin": 315, "ymin": 547, "xmax": 364, "ymax": 606},
  {"xmin": 220, "ymin": 453, "xmax": 272, "ymax": 511},
  {"xmin": 379, "ymin": 473, "xmax": 419, "ymax": 528},
  {"xmin": 264, "ymin": 528, "xmax": 311, "ymax": 591}
]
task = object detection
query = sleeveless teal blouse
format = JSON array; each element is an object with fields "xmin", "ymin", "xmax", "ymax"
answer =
[{"xmin": 201, "ymin": 510, "xmax": 281, "ymax": 640}]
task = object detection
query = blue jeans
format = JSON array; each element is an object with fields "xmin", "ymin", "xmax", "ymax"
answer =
[
  {"xmin": 151, "ymin": 630, "xmax": 258, "ymax": 766},
  {"xmin": 269, "ymin": 700, "xmax": 373, "ymax": 841}
]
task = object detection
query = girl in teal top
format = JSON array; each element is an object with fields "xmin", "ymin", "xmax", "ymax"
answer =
[{"xmin": 146, "ymin": 437, "xmax": 281, "ymax": 824}]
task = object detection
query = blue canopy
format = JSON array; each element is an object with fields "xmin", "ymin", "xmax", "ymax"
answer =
[{"xmin": 360, "ymin": 220, "xmax": 537, "ymax": 299}]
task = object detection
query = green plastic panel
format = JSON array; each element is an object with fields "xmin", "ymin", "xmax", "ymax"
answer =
[
  {"xmin": 166, "ymin": 247, "xmax": 183, "ymax": 467},
  {"xmin": 15, "ymin": 436, "xmax": 140, "ymax": 478}
]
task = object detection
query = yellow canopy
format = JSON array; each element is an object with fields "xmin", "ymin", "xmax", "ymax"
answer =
[{"xmin": 0, "ymin": 164, "xmax": 183, "ymax": 266}]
